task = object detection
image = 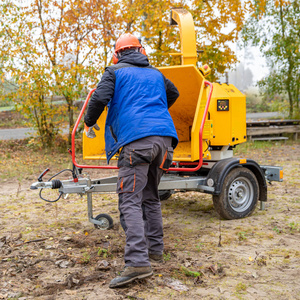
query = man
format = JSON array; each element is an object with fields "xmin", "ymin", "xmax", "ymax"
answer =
[{"xmin": 84, "ymin": 33, "xmax": 179, "ymax": 288}]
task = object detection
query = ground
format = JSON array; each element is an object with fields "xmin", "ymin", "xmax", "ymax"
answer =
[
  {"xmin": 0, "ymin": 111, "xmax": 28, "ymax": 129},
  {"xmin": 0, "ymin": 140, "xmax": 299, "ymax": 300}
]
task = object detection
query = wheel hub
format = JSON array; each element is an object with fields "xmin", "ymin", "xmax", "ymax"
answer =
[
  {"xmin": 228, "ymin": 177, "xmax": 253, "ymax": 212},
  {"xmin": 96, "ymin": 217, "xmax": 110, "ymax": 230}
]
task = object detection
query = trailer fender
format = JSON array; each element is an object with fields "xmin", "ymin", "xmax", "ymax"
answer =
[{"xmin": 206, "ymin": 158, "xmax": 267, "ymax": 202}]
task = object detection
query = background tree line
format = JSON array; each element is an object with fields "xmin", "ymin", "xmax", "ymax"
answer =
[
  {"xmin": 242, "ymin": 0, "xmax": 299, "ymax": 119},
  {"xmin": 0, "ymin": 0, "xmax": 299, "ymax": 147}
]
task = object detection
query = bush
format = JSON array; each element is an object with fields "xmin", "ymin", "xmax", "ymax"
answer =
[{"xmin": 245, "ymin": 87, "xmax": 268, "ymax": 113}]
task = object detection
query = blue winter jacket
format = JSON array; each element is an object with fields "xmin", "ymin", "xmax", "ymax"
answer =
[{"xmin": 84, "ymin": 50, "xmax": 179, "ymax": 163}]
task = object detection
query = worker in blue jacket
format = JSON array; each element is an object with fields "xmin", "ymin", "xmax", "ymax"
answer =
[{"xmin": 84, "ymin": 33, "xmax": 179, "ymax": 288}]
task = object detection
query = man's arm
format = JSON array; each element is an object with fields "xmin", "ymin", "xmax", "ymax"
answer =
[
  {"xmin": 84, "ymin": 68, "xmax": 116, "ymax": 127},
  {"xmin": 163, "ymin": 75, "xmax": 180, "ymax": 108}
]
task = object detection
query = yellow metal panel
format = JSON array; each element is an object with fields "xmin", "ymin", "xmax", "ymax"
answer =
[
  {"xmin": 83, "ymin": 108, "xmax": 108, "ymax": 161},
  {"xmin": 159, "ymin": 65, "xmax": 210, "ymax": 161},
  {"xmin": 209, "ymin": 83, "xmax": 246, "ymax": 147},
  {"xmin": 225, "ymin": 84, "xmax": 247, "ymax": 145},
  {"xmin": 209, "ymin": 84, "xmax": 231, "ymax": 146},
  {"xmin": 190, "ymin": 83, "xmax": 212, "ymax": 161},
  {"xmin": 203, "ymin": 120, "xmax": 213, "ymax": 140},
  {"xmin": 158, "ymin": 65, "xmax": 203, "ymax": 145},
  {"xmin": 172, "ymin": 141, "xmax": 192, "ymax": 161}
]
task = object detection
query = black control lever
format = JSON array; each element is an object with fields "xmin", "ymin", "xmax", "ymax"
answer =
[{"xmin": 38, "ymin": 168, "xmax": 50, "ymax": 182}]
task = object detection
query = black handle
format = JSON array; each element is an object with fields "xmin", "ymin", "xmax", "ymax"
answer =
[{"xmin": 38, "ymin": 168, "xmax": 50, "ymax": 182}]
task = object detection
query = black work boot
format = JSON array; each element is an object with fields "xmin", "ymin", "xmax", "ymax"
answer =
[
  {"xmin": 149, "ymin": 253, "xmax": 164, "ymax": 263},
  {"xmin": 109, "ymin": 266, "xmax": 153, "ymax": 288}
]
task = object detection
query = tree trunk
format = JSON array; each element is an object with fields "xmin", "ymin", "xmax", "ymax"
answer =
[
  {"xmin": 64, "ymin": 95, "xmax": 74, "ymax": 145},
  {"xmin": 288, "ymin": 89, "xmax": 294, "ymax": 118}
]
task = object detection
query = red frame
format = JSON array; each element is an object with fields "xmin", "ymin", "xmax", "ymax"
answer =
[{"xmin": 71, "ymin": 81, "xmax": 213, "ymax": 172}]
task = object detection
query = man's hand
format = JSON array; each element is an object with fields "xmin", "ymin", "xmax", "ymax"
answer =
[{"xmin": 84, "ymin": 124, "xmax": 100, "ymax": 139}]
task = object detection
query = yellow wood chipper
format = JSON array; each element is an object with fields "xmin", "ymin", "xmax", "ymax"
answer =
[{"xmin": 31, "ymin": 8, "xmax": 283, "ymax": 230}]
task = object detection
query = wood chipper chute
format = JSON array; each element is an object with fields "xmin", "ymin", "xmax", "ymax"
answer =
[{"xmin": 31, "ymin": 8, "xmax": 283, "ymax": 229}]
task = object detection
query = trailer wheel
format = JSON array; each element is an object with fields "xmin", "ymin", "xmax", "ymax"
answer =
[
  {"xmin": 94, "ymin": 213, "xmax": 114, "ymax": 230},
  {"xmin": 213, "ymin": 168, "xmax": 259, "ymax": 220},
  {"xmin": 159, "ymin": 190, "xmax": 173, "ymax": 201}
]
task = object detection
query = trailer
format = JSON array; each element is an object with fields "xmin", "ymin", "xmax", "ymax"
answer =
[{"xmin": 30, "ymin": 8, "xmax": 283, "ymax": 230}]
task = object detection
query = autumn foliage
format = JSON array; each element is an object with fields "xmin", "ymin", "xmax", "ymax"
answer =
[
  {"xmin": 0, "ymin": 0, "xmax": 251, "ymax": 146},
  {"xmin": 243, "ymin": 0, "xmax": 300, "ymax": 118}
]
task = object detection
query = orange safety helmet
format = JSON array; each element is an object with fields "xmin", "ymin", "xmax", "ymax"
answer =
[{"xmin": 113, "ymin": 33, "xmax": 146, "ymax": 64}]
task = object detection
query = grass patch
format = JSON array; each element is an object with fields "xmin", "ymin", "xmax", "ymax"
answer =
[
  {"xmin": 0, "ymin": 111, "xmax": 29, "ymax": 128},
  {"xmin": 0, "ymin": 139, "xmax": 81, "ymax": 181},
  {"xmin": 288, "ymin": 221, "xmax": 300, "ymax": 232},
  {"xmin": 236, "ymin": 282, "xmax": 247, "ymax": 291},
  {"xmin": 233, "ymin": 139, "xmax": 299, "ymax": 156},
  {"xmin": 180, "ymin": 266, "xmax": 201, "ymax": 277},
  {"xmin": 237, "ymin": 231, "xmax": 248, "ymax": 241}
]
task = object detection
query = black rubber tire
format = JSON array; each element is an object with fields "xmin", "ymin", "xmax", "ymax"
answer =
[
  {"xmin": 213, "ymin": 167, "xmax": 259, "ymax": 220},
  {"xmin": 93, "ymin": 213, "xmax": 114, "ymax": 230},
  {"xmin": 159, "ymin": 190, "xmax": 172, "ymax": 201}
]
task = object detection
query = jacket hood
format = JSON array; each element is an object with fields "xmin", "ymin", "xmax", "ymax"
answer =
[{"xmin": 117, "ymin": 50, "xmax": 149, "ymax": 67}]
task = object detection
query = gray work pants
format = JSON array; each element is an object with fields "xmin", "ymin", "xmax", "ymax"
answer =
[{"xmin": 117, "ymin": 136, "xmax": 173, "ymax": 267}]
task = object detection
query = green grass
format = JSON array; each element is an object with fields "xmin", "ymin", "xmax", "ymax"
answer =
[
  {"xmin": 180, "ymin": 265, "xmax": 201, "ymax": 277},
  {"xmin": 0, "ymin": 139, "xmax": 73, "ymax": 181},
  {"xmin": 234, "ymin": 140, "xmax": 288, "ymax": 156},
  {"xmin": 0, "ymin": 110, "xmax": 29, "ymax": 128}
]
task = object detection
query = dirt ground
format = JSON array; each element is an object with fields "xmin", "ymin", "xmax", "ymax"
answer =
[{"xmin": 0, "ymin": 141, "xmax": 299, "ymax": 300}]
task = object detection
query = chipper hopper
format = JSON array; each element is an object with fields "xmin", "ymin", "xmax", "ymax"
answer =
[{"xmin": 31, "ymin": 8, "xmax": 283, "ymax": 229}]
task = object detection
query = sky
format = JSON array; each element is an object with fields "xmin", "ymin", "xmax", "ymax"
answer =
[
  {"xmin": 218, "ymin": 43, "xmax": 269, "ymax": 89},
  {"xmin": 236, "ymin": 45, "xmax": 269, "ymax": 83},
  {"xmin": 219, "ymin": 20, "xmax": 269, "ymax": 85}
]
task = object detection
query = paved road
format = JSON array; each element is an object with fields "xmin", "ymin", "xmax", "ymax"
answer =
[
  {"xmin": 0, "ymin": 112, "xmax": 283, "ymax": 140},
  {"xmin": 0, "ymin": 128, "xmax": 36, "ymax": 140},
  {"xmin": 0, "ymin": 127, "xmax": 69, "ymax": 140},
  {"xmin": 246, "ymin": 112, "xmax": 281, "ymax": 120}
]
